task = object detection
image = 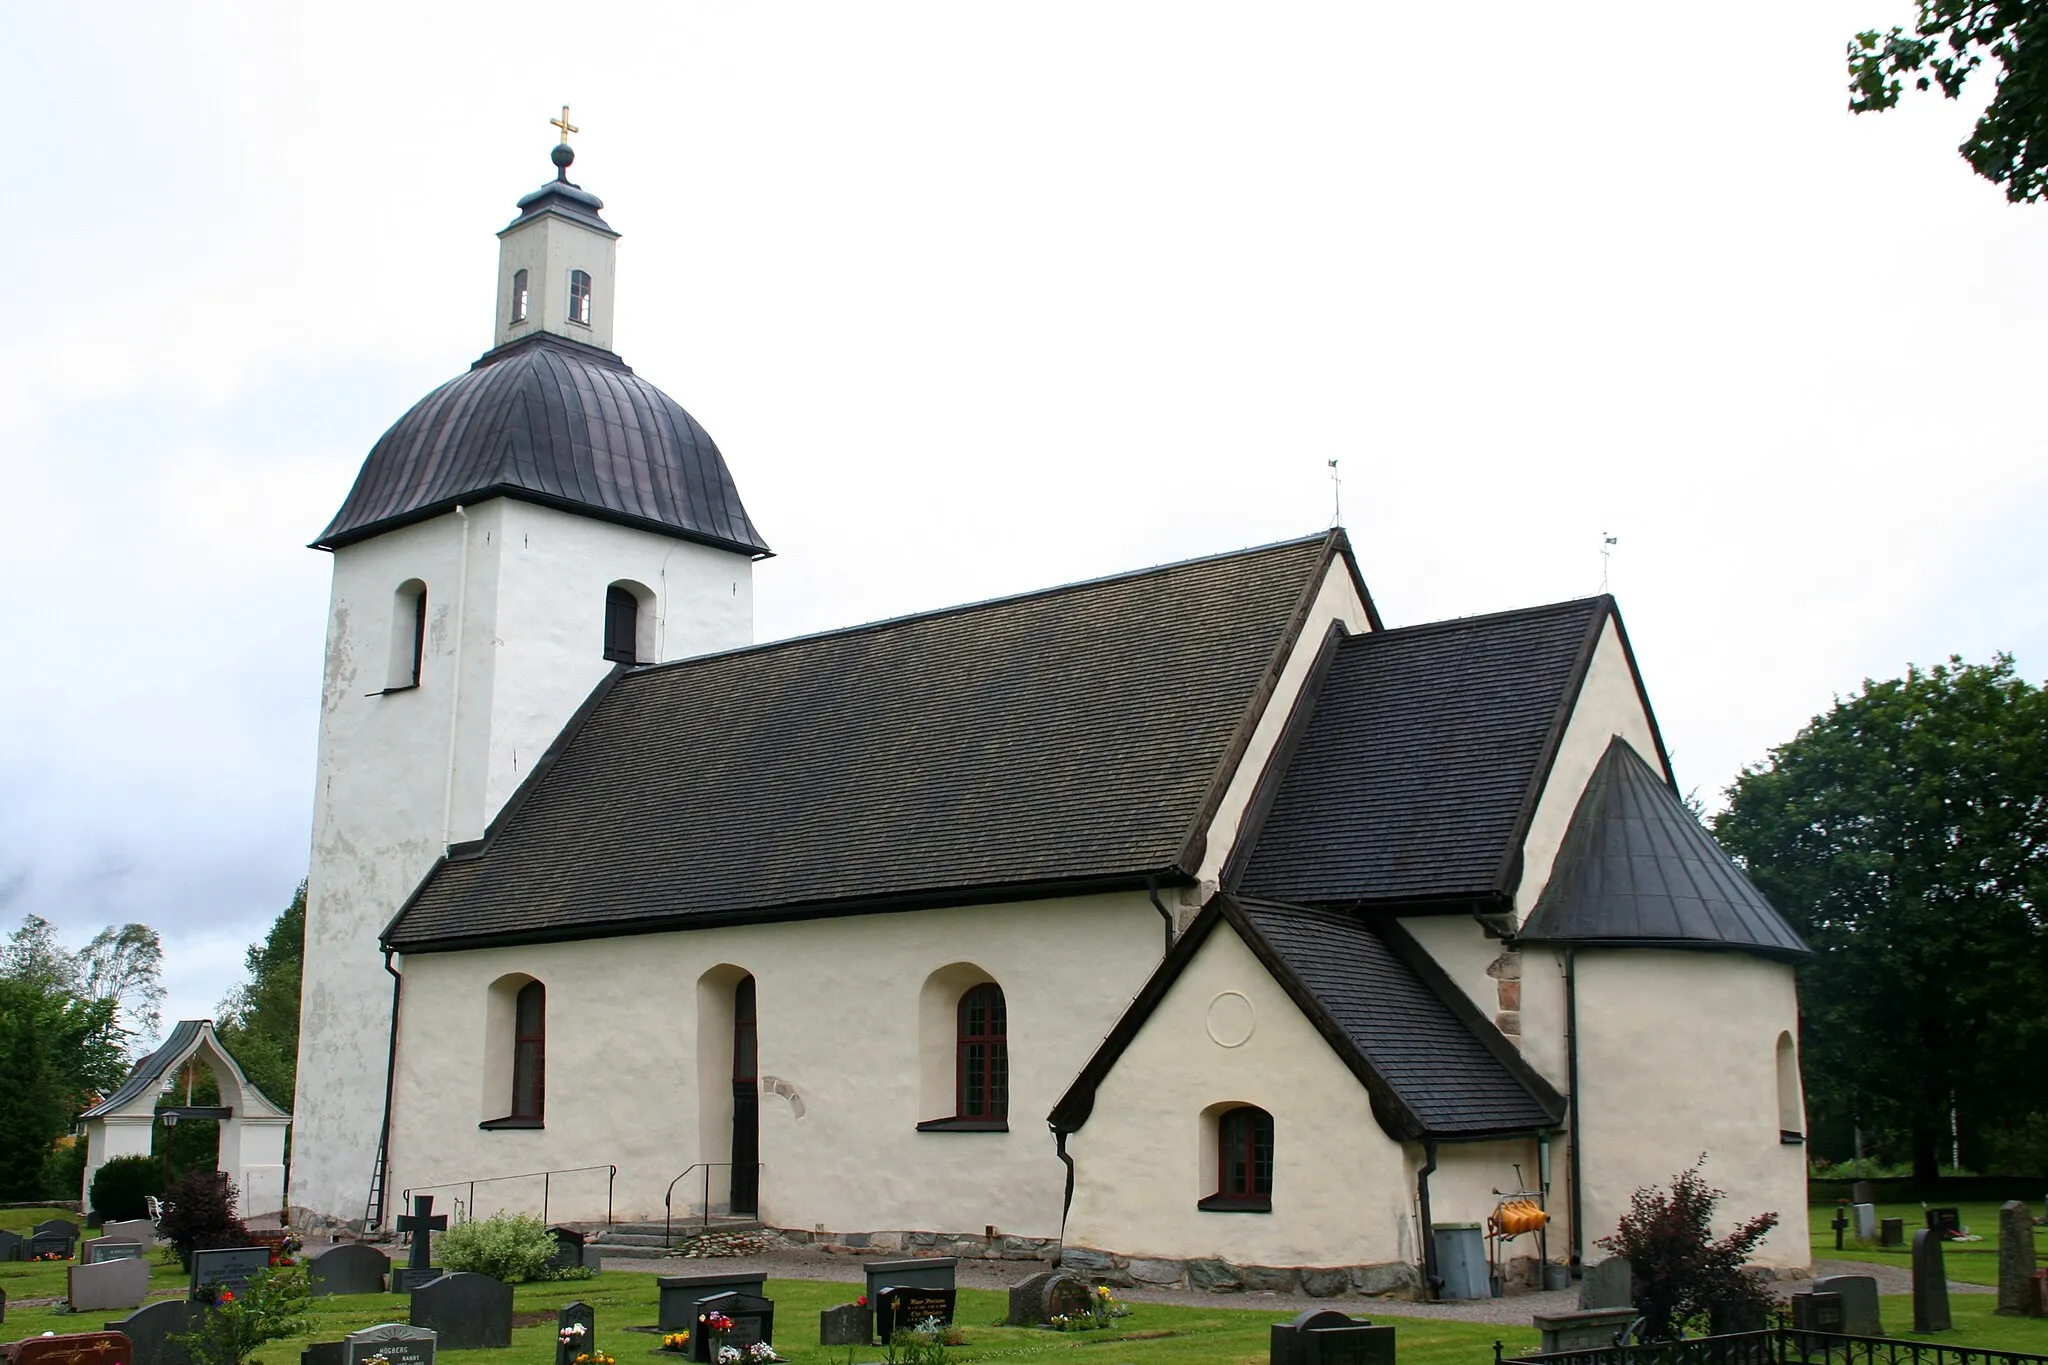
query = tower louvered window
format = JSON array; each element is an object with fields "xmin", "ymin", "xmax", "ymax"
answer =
[{"xmin": 603, "ymin": 586, "xmax": 639, "ymax": 663}]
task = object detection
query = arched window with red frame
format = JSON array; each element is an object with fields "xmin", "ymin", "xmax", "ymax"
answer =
[
  {"xmin": 956, "ymin": 982, "xmax": 1007, "ymax": 1120},
  {"xmin": 510, "ymin": 980, "xmax": 546, "ymax": 1122},
  {"xmin": 1201, "ymin": 1105, "xmax": 1273, "ymax": 1211}
]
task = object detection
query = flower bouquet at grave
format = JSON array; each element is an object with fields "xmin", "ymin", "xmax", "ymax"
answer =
[
  {"xmin": 1085, "ymin": 1285, "xmax": 1128, "ymax": 1327},
  {"xmin": 560, "ymin": 1322, "xmax": 590, "ymax": 1353},
  {"xmin": 573, "ymin": 1353, "xmax": 616, "ymax": 1365},
  {"xmin": 660, "ymin": 1334, "xmax": 690, "ymax": 1354}
]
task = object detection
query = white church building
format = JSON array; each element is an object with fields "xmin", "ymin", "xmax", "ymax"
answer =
[{"xmin": 291, "ymin": 135, "xmax": 1813, "ymax": 1296}]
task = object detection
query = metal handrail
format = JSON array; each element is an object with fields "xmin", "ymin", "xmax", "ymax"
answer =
[
  {"xmin": 661, "ymin": 1163, "xmax": 763, "ymax": 1247},
  {"xmin": 1496, "ymin": 1328, "xmax": 2048, "ymax": 1365},
  {"xmin": 399, "ymin": 1163, "xmax": 617, "ymax": 1230}
]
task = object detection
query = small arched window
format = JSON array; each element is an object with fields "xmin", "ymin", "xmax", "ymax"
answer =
[
  {"xmin": 386, "ymin": 581, "xmax": 427, "ymax": 691},
  {"xmin": 510, "ymin": 268, "xmax": 529, "ymax": 324},
  {"xmin": 510, "ymin": 981, "xmax": 546, "ymax": 1122},
  {"xmin": 1201, "ymin": 1105, "xmax": 1274, "ymax": 1211},
  {"xmin": 957, "ymin": 983, "xmax": 1007, "ymax": 1120},
  {"xmin": 1776, "ymin": 1032, "xmax": 1803, "ymax": 1143},
  {"xmin": 568, "ymin": 269, "xmax": 592, "ymax": 326},
  {"xmin": 603, "ymin": 585, "xmax": 640, "ymax": 663}
]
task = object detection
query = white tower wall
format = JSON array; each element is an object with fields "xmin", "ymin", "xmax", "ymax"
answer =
[{"xmin": 292, "ymin": 499, "xmax": 754, "ymax": 1223}]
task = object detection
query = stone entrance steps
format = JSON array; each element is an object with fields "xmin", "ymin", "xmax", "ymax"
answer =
[{"xmin": 587, "ymin": 1220, "xmax": 766, "ymax": 1260}]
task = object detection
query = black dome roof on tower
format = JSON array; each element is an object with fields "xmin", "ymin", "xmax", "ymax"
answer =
[{"xmin": 314, "ymin": 332, "xmax": 770, "ymax": 555}]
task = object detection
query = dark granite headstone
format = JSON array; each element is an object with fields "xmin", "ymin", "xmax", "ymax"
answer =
[
  {"xmin": 1809, "ymin": 1274, "xmax": 1883, "ymax": 1336},
  {"xmin": 308, "ymin": 1243, "xmax": 390, "ymax": 1297},
  {"xmin": 6, "ymin": 1332, "xmax": 132, "ymax": 1365},
  {"xmin": 29, "ymin": 1232, "xmax": 76, "ymax": 1259},
  {"xmin": 1912, "ymin": 1230, "xmax": 1952, "ymax": 1333},
  {"xmin": 1004, "ymin": 1271, "xmax": 1058, "ymax": 1327},
  {"xmin": 190, "ymin": 1247, "xmax": 271, "ymax": 1303},
  {"xmin": 393, "ymin": 1196, "xmax": 448, "ymax": 1293},
  {"xmin": 819, "ymin": 1303, "xmax": 870, "ymax": 1347},
  {"xmin": 656, "ymin": 1272, "xmax": 768, "ymax": 1334},
  {"xmin": 84, "ymin": 1240, "xmax": 145, "ymax": 1265},
  {"xmin": 409, "ymin": 1272, "xmax": 513, "ymax": 1351},
  {"xmin": 1926, "ymin": 1207, "xmax": 1963, "ymax": 1239},
  {"xmin": 864, "ymin": 1257, "xmax": 956, "ymax": 1313},
  {"xmin": 0, "ymin": 1230, "xmax": 23, "ymax": 1262},
  {"xmin": 1881, "ymin": 1217, "xmax": 1905, "ymax": 1247},
  {"xmin": 34, "ymin": 1219, "xmax": 83, "ymax": 1246},
  {"xmin": 1045, "ymin": 1276, "xmax": 1096, "ymax": 1322},
  {"xmin": 106, "ymin": 1299, "xmax": 202, "ymax": 1365},
  {"xmin": 692, "ymin": 1292, "xmax": 774, "ymax": 1363},
  {"xmin": 1999, "ymin": 1201, "xmax": 2039, "ymax": 1316},
  {"xmin": 545, "ymin": 1228, "xmax": 585, "ymax": 1276},
  {"xmin": 1850, "ymin": 1180, "xmax": 1877, "ymax": 1206},
  {"xmin": 301, "ymin": 1345, "xmax": 347, "ymax": 1365},
  {"xmin": 1269, "ymin": 1310, "xmax": 1395, "ymax": 1365},
  {"xmin": 1578, "ymin": 1258, "xmax": 1632, "ymax": 1310},
  {"xmin": 1791, "ymin": 1292, "xmax": 1846, "ymax": 1335},
  {"xmin": 344, "ymin": 1322, "xmax": 437, "ymax": 1365},
  {"xmin": 875, "ymin": 1287, "xmax": 955, "ymax": 1345},
  {"xmin": 555, "ymin": 1301, "xmax": 595, "ymax": 1365},
  {"xmin": 69, "ymin": 1257, "xmax": 152, "ymax": 1311}
]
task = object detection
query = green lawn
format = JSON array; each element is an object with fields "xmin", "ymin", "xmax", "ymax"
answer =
[{"xmin": 1810, "ymin": 1200, "xmax": 2046, "ymax": 1287}]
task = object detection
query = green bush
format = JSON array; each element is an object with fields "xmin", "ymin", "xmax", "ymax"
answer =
[
  {"xmin": 90, "ymin": 1154, "xmax": 168, "ymax": 1221},
  {"xmin": 159, "ymin": 1168, "xmax": 254, "ymax": 1270},
  {"xmin": 178, "ymin": 1264, "xmax": 310, "ymax": 1365},
  {"xmin": 40, "ymin": 1135, "xmax": 88, "ymax": 1205},
  {"xmin": 435, "ymin": 1211, "xmax": 559, "ymax": 1283}
]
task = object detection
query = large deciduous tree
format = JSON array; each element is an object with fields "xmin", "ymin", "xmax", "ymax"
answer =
[
  {"xmin": 216, "ymin": 881, "xmax": 305, "ymax": 1110},
  {"xmin": 1715, "ymin": 656, "xmax": 2048, "ymax": 1182},
  {"xmin": 1849, "ymin": 0, "xmax": 2048, "ymax": 202}
]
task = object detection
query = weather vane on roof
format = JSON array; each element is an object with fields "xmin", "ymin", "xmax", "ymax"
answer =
[
  {"xmin": 1600, "ymin": 531, "xmax": 1618, "ymax": 592},
  {"xmin": 1328, "ymin": 459, "xmax": 1342, "ymax": 527},
  {"xmin": 550, "ymin": 105, "xmax": 579, "ymax": 146}
]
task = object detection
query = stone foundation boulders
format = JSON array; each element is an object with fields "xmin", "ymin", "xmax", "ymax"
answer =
[{"xmin": 1059, "ymin": 1246, "xmax": 1421, "ymax": 1299}]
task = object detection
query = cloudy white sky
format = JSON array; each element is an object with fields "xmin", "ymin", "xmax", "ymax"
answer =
[{"xmin": 1, "ymin": 3, "xmax": 2041, "ymax": 1043}]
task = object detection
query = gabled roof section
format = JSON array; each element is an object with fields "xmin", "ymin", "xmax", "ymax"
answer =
[
  {"xmin": 385, "ymin": 533, "xmax": 1351, "ymax": 951},
  {"xmin": 81, "ymin": 1020, "xmax": 289, "ymax": 1121},
  {"xmin": 1236, "ymin": 596, "xmax": 1619, "ymax": 907},
  {"xmin": 314, "ymin": 332, "xmax": 769, "ymax": 555},
  {"xmin": 1518, "ymin": 738, "xmax": 1811, "ymax": 961},
  {"xmin": 1049, "ymin": 895, "xmax": 1564, "ymax": 1141}
]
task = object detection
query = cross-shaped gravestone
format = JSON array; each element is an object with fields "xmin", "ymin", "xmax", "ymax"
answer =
[{"xmin": 393, "ymin": 1195, "xmax": 449, "ymax": 1292}]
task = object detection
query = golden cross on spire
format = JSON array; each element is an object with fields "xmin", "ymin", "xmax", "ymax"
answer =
[{"xmin": 550, "ymin": 105, "xmax": 579, "ymax": 144}]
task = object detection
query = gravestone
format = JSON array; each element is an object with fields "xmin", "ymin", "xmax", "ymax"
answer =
[
  {"xmin": 101, "ymin": 1221, "xmax": 156, "ymax": 1250},
  {"xmin": 692, "ymin": 1291, "xmax": 775, "ymax": 1363},
  {"xmin": 1912, "ymin": 1230, "xmax": 1952, "ymax": 1333},
  {"xmin": 1577, "ymin": 1258, "xmax": 1632, "ymax": 1310},
  {"xmin": 1881, "ymin": 1217, "xmax": 1905, "ymax": 1248},
  {"xmin": 68, "ymin": 1256, "xmax": 152, "ymax": 1311},
  {"xmin": 190, "ymin": 1247, "xmax": 271, "ymax": 1303},
  {"xmin": 1851, "ymin": 1180, "xmax": 1877, "ymax": 1206},
  {"xmin": 1852, "ymin": 1203, "xmax": 1878, "ymax": 1241},
  {"xmin": 308, "ymin": 1243, "xmax": 390, "ymax": 1297},
  {"xmin": 409, "ymin": 1272, "xmax": 513, "ymax": 1351},
  {"xmin": 106, "ymin": 1299, "xmax": 202, "ymax": 1365},
  {"xmin": 35, "ymin": 1219, "xmax": 83, "ymax": 1247},
  {"xmin": 1269, "ymin": 1309, "xmax": 1395, "ymax": 1365},
  {"xmin": 819, "ymin": 1302, "xmax": 870, "ymax": 1347},
  {"xmin": 1532, "ymin": 1310, "xmax": 1638, "ymax": 1354},
  {"xmin": 1045, "ymin": 1276, "xmax": 1096, "ymax": 1322},
  {"xmin": 656, "ymin": 1272, "xmax": 767, "ymax": 1334},
  {"xmin": 875, "ymin": 1286, "xmax": 956, "ymax": 1345},
  {"xmin": 545, "ymin": 1228, "xmax": 585, "ymax": 1276},
  {"xmin": 864, "ymin": 1257, "xmax": 956, "ymax": 1314},
  {"xmin": 0, "ymin": 1230, "xmax": 24, "ymax": 1262},
  {"xmin": 1926, "ymin": 1207, "xmax": 1963, "ymax": 1239},
  {"xmin": 29, "ymin": 1232, "xmax": 77, "ymax": 1259},
  {"xmin": 1790, "ymin": 1292, "xmax": 1846, "ymax": 1335},
  {"xmin": 83, "ymin": 1240, "xmax": 145, "ymax": 1265},
  {"xmin": 301, "ymin": 1346, "xmax": 348, "ymax": 1365},
  {"xmin": 1004, "ymin": 1271, "xmax": 1060, "ymax": 1327},
  {"xmin": 392, "ymin": 1196, "xmax": 449, "ymax": 1293},
  {"xmin": 3, "ymin": 1332, "xmax": 132, "ymax": 1365},
  {"xmin": 1999, "ymin": 1200, "xmax": 2040, "ymax": 1316},
  {"xmin": 555, "ymin": 1301, "xmax": 595, "ymax": 1365},
  {"xmin": 1809, "ymin": 1275, "xmax": 1884, "ymax": 1336},
  {"xmin": 344, "ymin": 1322, "xmax": 437, "ymax": 1365},
  {"xmin": 1, "ymin": 1282, "xmax": 7, "ymax": 1323}
]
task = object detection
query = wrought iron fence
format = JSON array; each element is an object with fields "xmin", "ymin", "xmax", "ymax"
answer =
[
  {"xmin": 398, "ymin": 1162, "xmax": 616, "ymax": 1229},
  {"xmin": 1497, "ymin": 1330, "xmax": 2048, "ymax": 1365},
  {"xmin": 661, "ymin": 1163, "xmax": 764, "ymax": 1245}
]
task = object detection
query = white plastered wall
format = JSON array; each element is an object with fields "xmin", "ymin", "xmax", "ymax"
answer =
[
  {"xmin": 1573, "ymin": 949, "xmax": 1810, "ymax": 1269},
  {"xmin": 1195, "ymin": 557, "xmax": 1374, "ymax": 889},
  {"xmin": 293, "ymin": 499, "xmax": 753, "ymax": 1222},
  {"xmin": 1063, "ymin": 922, "xmax": 1412, "ymax": 1268},
  {"xmin": 384, "ymin": 892, "xmax": 1160, "ymax": 1235}
]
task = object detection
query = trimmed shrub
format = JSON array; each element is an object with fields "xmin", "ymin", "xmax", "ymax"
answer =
[
  {"xmin": 91, "ymin": 1153, "xmax": 168, "ymax": 1221},
  {"xmin": 435, "ymin": 1211, "xmax": 559, "ymax": 1283},
  {"xmin": 1597, "ymin": 1155, "xmax": 1777, "ymax": 1340},
  {"xmin": 159, "ymin": 1168, "xmax": 253, "ymax": 1270}
]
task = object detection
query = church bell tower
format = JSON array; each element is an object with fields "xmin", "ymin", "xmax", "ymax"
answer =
[{"xmin": 291, "ymin": 118, "xmax": 771, "ymax": 1226}]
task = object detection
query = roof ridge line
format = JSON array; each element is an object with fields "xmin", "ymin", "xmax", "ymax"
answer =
[
  {"xmin": 617, "ymin": 530, "xmax": 1339, "ymax": 681},
  {"xmin": 1357, "ymin": 594, "xmax": 1612, "ymax": 643}
]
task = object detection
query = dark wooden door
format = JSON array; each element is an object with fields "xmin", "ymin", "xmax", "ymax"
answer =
[{"xmin": 730, "ymin": 975, "xmax": 759, "ymax": 1216}]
